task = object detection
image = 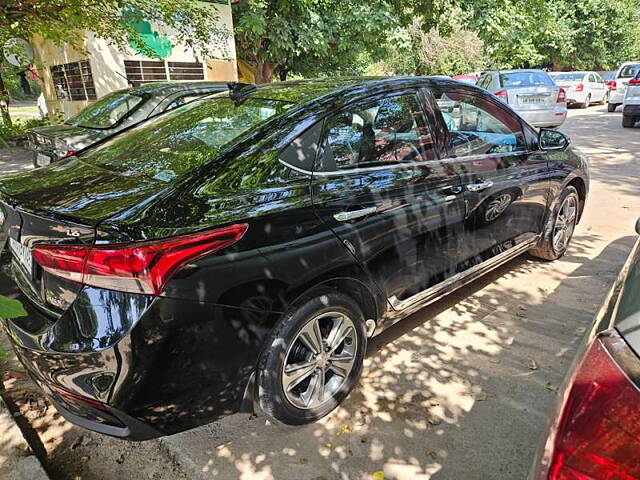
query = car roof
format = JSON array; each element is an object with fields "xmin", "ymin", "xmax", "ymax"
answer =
[
  {"xmin": 490, "ymin": 69, "xmax": 548, "ymax": 74},
  {"xmin": 244, "ymin": 76, "xmax": 467, "ymax": 107}
]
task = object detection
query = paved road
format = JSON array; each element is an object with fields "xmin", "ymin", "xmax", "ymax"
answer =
[
  {"xmin": 158, "ymin": 107, "xmax": 640, "ymax": 480},
  {"xmin": 0, "ymin": 108, "xmax": 638, "ymax": 480}
]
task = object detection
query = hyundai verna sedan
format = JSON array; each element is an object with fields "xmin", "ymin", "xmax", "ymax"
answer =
[
  {"xmin": 0, "ymin": 77, "xmax": 589, "ymax": 440},
  {"xmin": 531, "ymin": 220, "xmax": 640, "ymax": 479}
]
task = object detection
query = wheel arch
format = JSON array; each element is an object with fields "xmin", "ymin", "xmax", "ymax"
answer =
[{"xmin": 566, "ymin": 176, "xmax": 587, "ymax": 223}]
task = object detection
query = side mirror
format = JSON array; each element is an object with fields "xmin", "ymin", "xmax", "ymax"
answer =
[{"xmin": 539, "ymin": 128, "xmax": 570, "ymax": 151}]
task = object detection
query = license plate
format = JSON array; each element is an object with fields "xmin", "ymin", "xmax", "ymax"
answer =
[
  {"xmin": 36, "ymin": 153, "xmax": 51, "ymax": 167},
  {"xmin": 8, "ymin": 238, "xmax": 32, "ymax": 277},
  {"xmin": 519, "ymin": 96, "xmax": 546, "ymax": 104}
]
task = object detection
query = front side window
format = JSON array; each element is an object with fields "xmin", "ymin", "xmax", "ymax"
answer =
[
  {"xmin": 317, "ymin": 94, "xmax": 436, "ymax": 171},
  {"xmin": 433, "ymin": 90, "xmax": 526, "ymax": 157},
  {"xmin": 67, "ymin": 91, "xmax": 145, "ymax": 129}
]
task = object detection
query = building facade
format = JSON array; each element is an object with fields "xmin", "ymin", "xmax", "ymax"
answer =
[{"xmin": 31, "ymin": 1, "xmax": 237, "ymax": 119}]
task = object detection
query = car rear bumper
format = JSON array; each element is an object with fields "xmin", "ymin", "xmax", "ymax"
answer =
[
  {"xmin": 1, "ymin": 269, "xmax": 270, "ymax": 439},
  {"xmin": 515, "ymin": 106, "xmax": 567, "ymax": 127}
]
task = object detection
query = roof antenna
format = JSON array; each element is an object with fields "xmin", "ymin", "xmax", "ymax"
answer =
[{"xmin": 228, "ymin": 82, "xmax": 257, "ymax": 105}]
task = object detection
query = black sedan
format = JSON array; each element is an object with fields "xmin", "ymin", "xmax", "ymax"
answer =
[
  {"xmin": 28, "ymin": 81, "xmax": 226, "ymax": 167},
  {"xmin": 0, "ymin": 77, "xmax": 589, "ymax": 439},
  {"xmin": 531, "ymin": 220, "xmax": 640, "ymax": 479}
]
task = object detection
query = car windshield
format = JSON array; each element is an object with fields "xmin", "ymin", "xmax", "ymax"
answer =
[
  {"xmin": 554, "ymin": 73, "xmax": 585, "ymax": 81},
  {"xmin": 84, "ymin": 96, "xmax": 293, "ymax": 181},
  {"xmin": 619, "ymin": 64, "xmax": 640, "ymax": 78},
  {"xmin": 67, "ymin": 91, "xmax": 145, "ymax": 129},
  {"xmin": 499, "ymin": 71, "xmax": 554, "ymax": 88}
]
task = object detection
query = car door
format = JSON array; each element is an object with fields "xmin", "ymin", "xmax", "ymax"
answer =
[
  {"xmin": 428, "ymin": 87, "xmax": 549, "ymax": 269},
  {"xmin": 311, "ymin": 89, "xmax": 466, "ymax": 311},
  {"xmin": 590, "ymin": 73, "xmax": 606, "ymax": 102}
]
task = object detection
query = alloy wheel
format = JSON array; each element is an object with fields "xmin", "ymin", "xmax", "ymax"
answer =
[
  {"xmin": 282, "ymin": 312, "xmax": 357, "ymax": 410},
  {"xmin": 552, "ymin": 194, "xmax": 578, "ymax": 253},
  {"xmin": 484, "ymin": 193, "xmax": 512, "ymax": 222}
]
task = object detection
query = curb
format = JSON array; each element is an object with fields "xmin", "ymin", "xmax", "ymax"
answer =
[{"xmin": 0, "ymin": 395, "xmax": 50, "ymax": 480}]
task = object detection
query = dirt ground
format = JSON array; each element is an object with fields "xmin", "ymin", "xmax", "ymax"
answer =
[{"xmin": 1, "ymin": 105, "xmax": 639, "ymax": 480}]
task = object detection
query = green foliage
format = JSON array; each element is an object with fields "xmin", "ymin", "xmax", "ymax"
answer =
[
  {"xmin": 0, "ymin": 1, "xmax": 228, "ymax": 60},
  {"xmin": 0, "ymin": 116, "xmax": 52, "ymax": 146},
  {"xmin": 0, "ymin": 295, "xmax": 26, "ymax": 320},
  {"xmin": 232, "ymin": 0, "xmax": 398, "ymax": 82}
]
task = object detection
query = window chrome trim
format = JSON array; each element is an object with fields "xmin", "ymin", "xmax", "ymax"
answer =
[{"xmin": 279, "ymin": 149, "xmax": 529, "ymax": 177}]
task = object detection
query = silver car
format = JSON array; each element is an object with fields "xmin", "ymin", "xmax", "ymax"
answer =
[
  {"xmin": 28, "ymin": 81, "xmax": 226, "ymax": 167},
  {"xmin": 607, "ymin": 61, "xmax": 640, "ymax": 112},
  {"xmin": 622, "ymin": 70, "xmax": 640, "ymax": 127},
  {"xmin": 552, "ymin": 71, "xmax": 608, "ymax": 108},
  {"xmin": 476, "ymin": 69, "xmax": 567, "ymax": 127}
]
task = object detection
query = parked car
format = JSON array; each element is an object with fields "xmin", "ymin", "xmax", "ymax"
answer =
[
  {"xmin": 531, "ymin": 219, "xmax": 640, "ymax": 480},
  {"xmin": 598, "ymin": 70, "xmax": 616, "ymax": 93},
  {"xmin": 477, "ymin": 69, "xmax": 568, "ymax": 127},
  {"xmin": 0, "ymin": 77, "xmax": 589, "ymax": 440},
  {"xmin": 622, "ymin": 70, "xmax": 640, "ymax": 128},
  {"xmin": 452, "ymin": 73, "xmax": 479, "ymax": 85},
  {"xmin": 552, "ymin": 71, "xmax": 608, "ymax": 108},
  {"xmin": 607, "ymin": 61, "xmax": 640, "ymax": 112},
  {"xmin": 28, "ymin": 81, "xmax": 226, "ymax": 167}
]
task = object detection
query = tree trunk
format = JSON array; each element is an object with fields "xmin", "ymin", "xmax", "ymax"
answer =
[
  {"xmin": 0, "ymin": 72, "xmax": 12, "ymax": 127},
  {"xmin": 253, "ymin": 59, "xmax": 279, "ymax": 84}
]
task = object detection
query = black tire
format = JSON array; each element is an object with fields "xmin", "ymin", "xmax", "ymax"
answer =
[
  {"xmin": 256, "ymin": 290, "xmax": 367, "ymax": 426},
  {"xmin": 607, "ymin": 102, "xmax": 617, "ymax": 112},
  {"xmin": 622, "ymin": 115, "xmax": 636, "ymax": 128},
  {"xmin": 530, "ymin": 186, "xmax": 580, "ymax": 261}
]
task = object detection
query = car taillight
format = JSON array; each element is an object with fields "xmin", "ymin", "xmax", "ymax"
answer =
[
  {"xmin": 542, "ymin": 332, "xmax": 640, "ymax": 480},
  {"xmin": 629, "ymin": 78, "xmax": 640, "ymax": 84},
  {"xmin": 607, "ymin": 80, "xmax": 617, "ymax": 89},
  {"xmin": 494, "ymin": 90, "xmax": 508, "ymax": 101},
  {"xmin": 556, "ymin": 88, "xmax": 566, "ymax": 103},
  {"xmin": 33, "ymin": 224, "xmax": 248, "ymax": 295},
  {"xmin": 575, "ymin": 83, "xmax": 584, "ymax": 92}
]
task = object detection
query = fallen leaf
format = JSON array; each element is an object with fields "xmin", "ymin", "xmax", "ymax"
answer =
[
  {"xmin": 475, "ymin": 392, "xmax": 488, "ymax": 401},
  {"xmin": 337, "ymin": 425, "xmax": 351, "ymax": 436},
  {"xmin": 373, "ymin": 471, "xmax": 385, "ymax": 480},
  {"xmin": 300, "ymin": 457, "xmax": 308, "ymax": 465},
  {"xmin": 528, "ymin": 359, "xmax": 539, "ymax": 370},
  {"xmin": 545, "ymin": 382, "xmax": 557, "ymax": 392},
  {"xmin": 429, "ymin": 399, "xmax": 440, "ymax": 407},
  {"xmin": 426, "ymin": 450, "xmax": 438, "ymax": 460},
  {"xmin": 116, "ymin": 453, "xmax": 125, "ymax": 464},
  {"xmin": 428, "ymin": 416, "xmax": 441, "ymax": 425}
]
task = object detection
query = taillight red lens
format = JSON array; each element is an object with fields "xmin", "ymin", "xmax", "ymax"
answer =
[
  {"xmin": 494, "ymin": 90, "xmax": 508, "ymax": 101},
  {"xmin": 575, "ymin": 83, "xmax": 584, "ymax": 92},
  {"xmin": 607, "ymin": 80, "xmax": 617, "ymax": 89},
  {"xmin": 629, "ymin": 78, "xmax": 640, "ymax": 84},
  {"xmin": 33, "ymin": 224, "xmax": 248, "ymax": 295},
  {"xmin": 544, "ymin": 334, "xmax": 640, "ymax": 480},
  {"xmin": 557, "ymin": 88, "xmax": 566, "ymax": 103}
]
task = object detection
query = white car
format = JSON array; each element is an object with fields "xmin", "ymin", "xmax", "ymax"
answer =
[
  {"xmin": 622, "ymin": 71, "xmax": 640, "ymax": 127},
  {"xmin": 552, "ymin": 71, "xmax": 608, "ymax": 108},
  {"xmin": 608, "ymin": 61, "xmax": 640, "ymax": 112}
]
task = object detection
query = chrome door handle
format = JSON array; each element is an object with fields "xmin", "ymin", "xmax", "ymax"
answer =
[
  {"xmin": 333, "ymin": 206, "xmax": 378, "ymax": 222},
  {"xmin": 467, "ymin": 181, "xmax": 494, "ymax": 192}
]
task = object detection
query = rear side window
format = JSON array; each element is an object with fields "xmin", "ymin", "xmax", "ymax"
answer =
[
  {"xmin": 477, "ymin": 75, "xmax": 492, "ymax": 90},
  {"xmin": 316, "ymin": 93, "xmax": 437, "ymax": 171},
  {"xmin": 433, "ymin": 90, "xmax": 526, "ymax": 157},
  {"xmin": 619, "ymin": 64, "xmax": 640, "ymax": 78},
  {"xmin": 554, "ymin": 73, "xmax": 584, "ymax": 82},
  {"xmin": 500, "ymin": 71, "xmax": 554, "ymax": 88}
]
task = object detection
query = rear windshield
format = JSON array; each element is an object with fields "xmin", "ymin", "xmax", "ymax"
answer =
[
  {"xmin": 619, "ymin": 64, "xmax": 640, "ymax": 79},
  {"xmin": 84, "ymin": 96, "xmax": 293, "ymax": 181},
  {"xmin": 499, "ymin": 71, "xmax": 554, "ymax": 88},
  {"xmin": 553, "ymin": 73, "xmax": 585, "ymax": 81},
  {"xmin": 67, "ymin": 91, "xmax": 145, "ymax": 129}
]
